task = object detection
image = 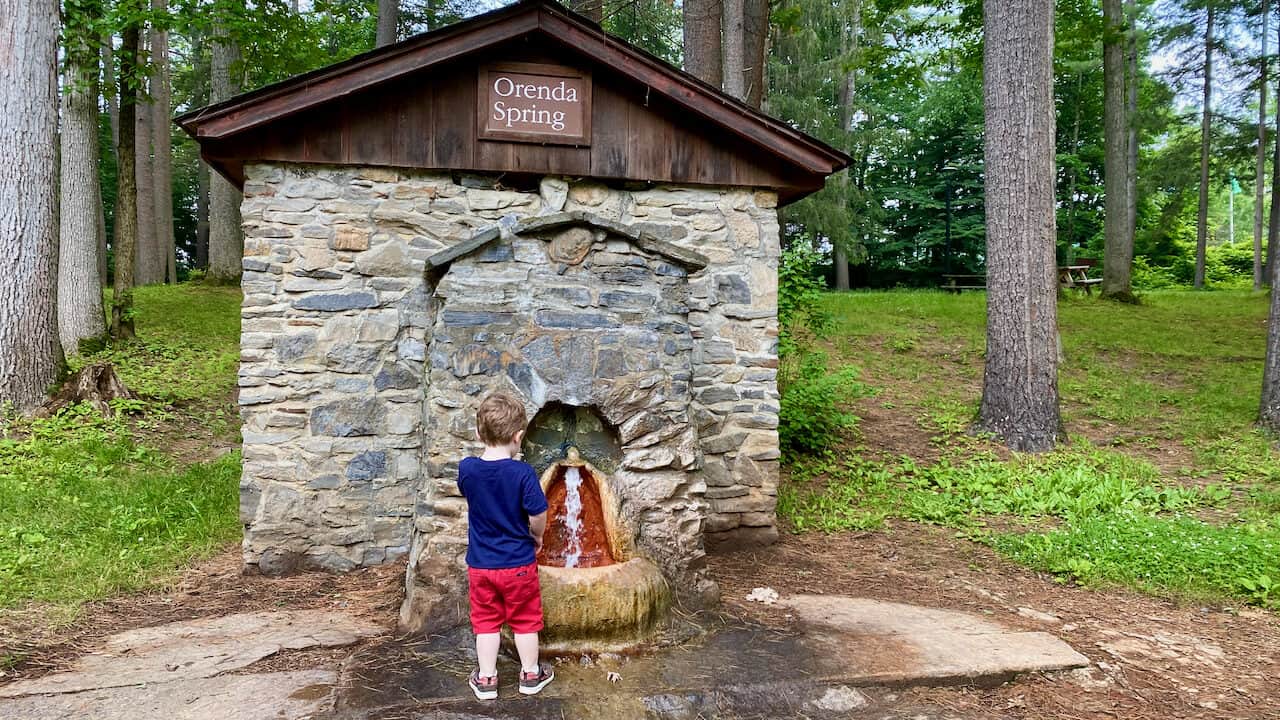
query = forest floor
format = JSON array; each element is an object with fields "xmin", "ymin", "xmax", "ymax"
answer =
[{"xmin": 1, "ymin": 286, "xmax": 1278, "ymax": 719}]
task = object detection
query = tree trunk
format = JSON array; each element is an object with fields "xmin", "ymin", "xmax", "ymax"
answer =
[
  {"xmin": 1195, "ymin": 5, "xmax": 1215, "ymax": 289},
  {"xmin": 134, "ymin": 28, "xmax": 159, "ymax": 286},
  {"xmin": 833, "ymin": 0, "xmax": 859, "ymax": 291},
  {"xmin": 208, "ymin": 12, "xmax": 243, "ymax": 284},
  {"xmin": 376, "ymin": 0, "xmax": 399, "ymax": 47},
  {"xmin": 834, "ymin": 246, "xmax": 850, "ymax": 290},
  {"xmin": 571, "ymin": 0, "xmax": 602, "ymax": 22},
  {"xmin": 1269, "ymin": 17, "xmax": 1280, "ymax": 282},
  {"xmin": 103, "ymin": 38, "xmax": 119, "ymax": 151},
  {"xmin": 977, "ymin": 0, "xmax": 1061, "ymax": 452},
  {"xmin": 59, "ymin": 34, "xmax": 108, "ymax": 356},
  {"xmin": 197, "ymin": 161, "xmax": 210, "ymax": 270},
  {"xmin": 0, "ymin": 0, "xmax": 62, "ymax": 413},
  {"xmin": 684, "ymin": 0, "xmax": 723, "ymax": 88},
  {"xmin": 1101, "ymin": 0, "xmax": 1134, "ymax": 299},
  {"xmin": 742, "ymin": 0, "xmax": 769, "ymax": 108},
  {"xmin": 113, "ymin": 22, "xmax": 141, "ymax": 340},
  {"xmin": 1125, "ymin": 0, "xmax": 1138, "ymax": 276},
  {"xmin": 1257, "ymin": 0, "xmax": 1270, "ymax": 291},
  {"xmin": 722, "ymin": 0, "xmax": 747, "ymax": 100},
  {"xmin": 100, "ymin": 35, "xmax": 115, "ymax": 287},
  {"xmin": 1065, "ymin": 71, "xmax": 1084, "ymax": 258},
  {"xmin": 1262, "ymin": 80, "xmax": 1280, "ymax": 430},
  {"xmin": 152, "ymin": 0, "xmax": 175, "ymax": 283}
]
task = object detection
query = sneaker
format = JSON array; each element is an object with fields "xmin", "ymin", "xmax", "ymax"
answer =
[
  {"xmin": 469, "ymin": 670, "xmax": 498, "ymax": 700},
  {"xmin": 518, "ymin": 662, "xmax": 554, "ymax": 695}
]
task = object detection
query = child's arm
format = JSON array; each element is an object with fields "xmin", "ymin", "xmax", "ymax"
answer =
[{"xmin": 528, "ymin": 511, "xmax": 547, "ymax": 552}]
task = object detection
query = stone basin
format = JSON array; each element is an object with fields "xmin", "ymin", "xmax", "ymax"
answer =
[{"xmin": 538, "ymin": 557, "xmax": 671, "ymax": 653}]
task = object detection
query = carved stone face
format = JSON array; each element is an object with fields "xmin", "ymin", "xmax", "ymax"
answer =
[{"xmin": 546, "ymin": 226, "xmax": 596, "ymax": 265}]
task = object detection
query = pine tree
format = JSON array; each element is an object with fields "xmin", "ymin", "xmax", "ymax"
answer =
[
  {"xmin": 977, "ymin": 0, "xmax": 1062, "ymax": 451},
  {"xmin": 0, "ymin": 0, "xmax": 62, "ymax": 411},
  {"xmin": 59, "ymin": 0, "xmax": 109, "ymax": 355}
]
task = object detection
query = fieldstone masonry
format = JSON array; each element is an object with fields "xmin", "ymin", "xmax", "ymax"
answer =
[{"xmin": 236, "ymin": 162, "xmax": 781, "ymax": 618}]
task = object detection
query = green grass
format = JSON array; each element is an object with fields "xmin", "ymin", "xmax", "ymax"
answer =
[
  {"xmin": 782, "ymin": 288, "xmax": 1280, "ymax": 610},
  {"xmin": 0, "ymin": 284, "xmax": 242, "ymax": 611}
]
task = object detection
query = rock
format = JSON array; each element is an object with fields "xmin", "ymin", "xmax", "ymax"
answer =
[
  {"xmin": 331, "ymin": 227, "xmax": 370, "ymax": 251},
  {"xmin": 783, "ymin": 595, "xmax": 1091, "ymax": 685},
  {"xmin": 347, "ymin": 451, "xmax": 387, "ymax": 481},
  {"xmin": 807, "ymin": 686, "xmax": 869, "ymax": 713},
  {"xmin": 353, "ymin": 240, "xmax": 412, "ymax": 276},
  {"xmin": 0, "ymin": 670, "xmax": 340, "ymax": 720},
  {"xmin": 0, "ymin": 612, "xmax": 383, "ymax": 698},
  {"xmin": 540, "ymin": 177, "xmax": 569, "ymax": 212},
  {"xmin": 547, "ymin": 227, "xmax": 595, "ymax": 265},
  {"xmin": 310, "ymin": 398, "xmax": 385, "ymax": 437},
  {"xmin": 293, "ymin": 292, "xmax": 378, "ymax": 312},
  {"xmin": 374, "ymin": 363, "xmax": 418, "ymax": 391}
]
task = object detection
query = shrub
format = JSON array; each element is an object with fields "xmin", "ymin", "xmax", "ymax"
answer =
[
  {"xmin": 779, "ymin": 351, "xmax": 870, "ymax": 457},
  {"xmin": 777, "ymin": 241, "xmax": 871, "ymax": 457}
]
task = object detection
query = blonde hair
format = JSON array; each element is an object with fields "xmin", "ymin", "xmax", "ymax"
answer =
[{"xmin": 476, "ymin": 392, "xmax": 527, "ymax": 446}]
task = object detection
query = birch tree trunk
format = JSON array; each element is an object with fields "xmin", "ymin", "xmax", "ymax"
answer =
[
  {"xmin": 376, "ymin": 0, "xmax": 399, "ymax": 47},
  {"xmin": 208, "ymin": 12, "xmax": 243, "ymax": 284},
  {"xmin": 113, "ymin": 22, "xmax": 141, "ymax": 340},
  {"xmin": 0, "ymin": 0, "xmax": 62, "ymax": 412},
  {"xmin": 977, "ymin": 0, "xmax": 1062, "ymax": 452},
  {"xmin": 1257, "ymin": 0, "xmax": 1270, "ymax": 291},
  {"xmin": 151, "ymin": 0, "xmax": 175, "ymax": 283},
  {"xmin": 722, "ymin": 0, "xmax": 747, "ymax": 100},
  {"xmin": 1101, "ymin": 0, "xmax": 1134, "ymax": 300},
  {"xmin": 59, "ymin": 44, "xmax": 108, "ymax": 355},
  {"xmin": 684, "ymin": 0, "xmax": 723, "ymax": 88},
  {"xmin": 1195, "ymin": 5, "xmax": 1215, "ymax": 289}
]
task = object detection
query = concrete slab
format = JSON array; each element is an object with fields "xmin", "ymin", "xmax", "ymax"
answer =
[
  {"xmin": 785, "ymin": 594, "xmax": 1090, "ymax": 686},
  {"xmin": 0, "ymin": 610, "xmax": 384, "ymax": 698},
  {"xmin": 0, "ymin": 669, "xmax": 338, "ymax": 720}
]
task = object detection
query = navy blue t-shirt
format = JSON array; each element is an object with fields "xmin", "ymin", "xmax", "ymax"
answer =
[{"xmin": 457, "ymin": 457, "xmax": 549, "ymax": 569}]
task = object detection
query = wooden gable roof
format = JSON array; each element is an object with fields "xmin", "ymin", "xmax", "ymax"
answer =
[{"xmin": 176, "ymin": 0, "xmax": 850, "ymax": 204}]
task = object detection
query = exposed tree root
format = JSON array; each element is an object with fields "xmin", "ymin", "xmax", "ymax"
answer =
[{"xmin": 41, "ymin": 362, "xmax": 137, "ymax": 416}]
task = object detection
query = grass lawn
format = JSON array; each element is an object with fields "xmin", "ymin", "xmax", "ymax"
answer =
[
  {"xmin": 0, "ymin": 285, "xmax": 242, "ymax": 615},
  {"xmin": 781, "ymin": 289, "xmax": 1280, "ymax": 610}
]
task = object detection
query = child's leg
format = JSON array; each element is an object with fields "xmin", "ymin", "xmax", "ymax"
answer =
[
  {"xmin": 475, "ymin": 633, "xmax": 501, "ymax": 678},
  {"xmin": 513, "ymin": 632, "xmax": 539, "ymax": 673}
]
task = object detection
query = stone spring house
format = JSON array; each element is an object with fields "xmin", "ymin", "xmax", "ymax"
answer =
[{"xmin": 178, "ymin": 0, "xmax": 849, "ymax": 629}]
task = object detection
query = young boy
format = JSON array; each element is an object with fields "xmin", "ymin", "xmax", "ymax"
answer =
[{"xmin": 458, "ymin": 392, "xmax": 554, "ymax": 700}]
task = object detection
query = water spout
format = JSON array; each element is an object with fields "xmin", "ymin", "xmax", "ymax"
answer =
[{"xmin": 561, "ymin": 466, "xmax": 584, "ymax": 568}]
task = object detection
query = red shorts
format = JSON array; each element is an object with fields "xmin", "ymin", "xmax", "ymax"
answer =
[{"xmin": 467, "ymin": 562, "xmax": 544, "ymax": 634}]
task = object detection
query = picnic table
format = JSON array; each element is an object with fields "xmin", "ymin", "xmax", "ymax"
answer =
[
  {"xmin": 941, "ymin": 273, "xmax": 986, "ymax": 293},
  {"xmin": 1059, "ymin": 264, "xmax": 1102, "ymax": 294}
]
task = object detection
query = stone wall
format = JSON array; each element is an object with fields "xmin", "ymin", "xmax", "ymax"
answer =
[{"xmin": 236, "ymin": 162, "xmax": 780, "ymax": 581}]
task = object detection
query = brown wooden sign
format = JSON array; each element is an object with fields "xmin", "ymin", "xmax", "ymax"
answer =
[{"xmin": 478, "ymin": 62, "xmax": 592, "ymax": 146}]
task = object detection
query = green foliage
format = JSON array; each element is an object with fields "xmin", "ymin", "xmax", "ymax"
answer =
[
  {"xmin": 780, "ymin": 288, "xmax": 1280, "ymax": 610},
  {"xmin": 0, "ymin": 285, "xmax": 243, "ymax": 610},
  {"xmin": 0, "ymin": 406, "xmax": 240, "ymax": 608},
  {"xmin": 778, "ymin": 240, "xmax": 833, "ymax": 354},
  {"xmin": 779, "ymin": 355, "xmax": 869, "ymax": 458},
  {"xmin": 993, "ymin": 515, "xmax": 1280, "ymax": 609},
  {"xmin": 778, "ymin": 244, "xmax": 869, "ymax": 457},
  {"xmin": 81, "ymin": 285, "xmax": 241, "ymax": 406}
]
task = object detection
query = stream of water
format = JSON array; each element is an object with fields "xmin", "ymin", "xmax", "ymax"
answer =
[{"xmin": 561, "ymin": 466, "xmax": 585, "ymax": 568}]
